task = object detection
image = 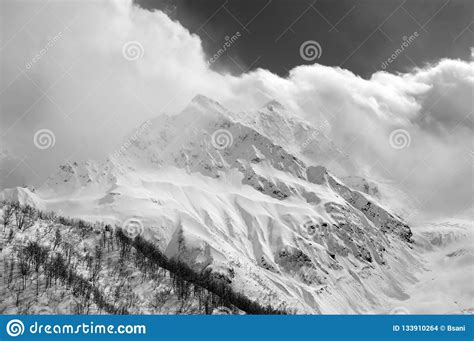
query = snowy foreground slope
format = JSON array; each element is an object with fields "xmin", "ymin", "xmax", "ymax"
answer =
[
  {"xmin": 0, "ymin": 209, "xmax": 246, "ymax": 314},
  {"xmin": 1, "ymin": 96, "xmax": 471, "ymax": 314}
]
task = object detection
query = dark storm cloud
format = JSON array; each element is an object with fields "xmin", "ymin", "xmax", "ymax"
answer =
[
  {"xmin": 1, "ymin": 0, "xmax": 472, "ymax": 219},
  {"xmin": 136, "ymin": 0, "xmax": 474, "ymax": 78}
]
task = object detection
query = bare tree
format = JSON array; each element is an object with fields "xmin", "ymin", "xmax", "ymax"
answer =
[
  {"xmin": 2, "ymin": 202, "xmax": 15, "ymax": 231},
  {"xmin": 15, "ymin": 205, "xmax": 36, "ymax": 230},
  {"xmin": 150, "ymin": 287, "xmax": 172, "ymax": 311},
  {"xmin": 89, "ymin": 246, "xmax": 102, "ymax": 284},
  {"xmin": 18, "ymin": 250, "xmax": 31, "ymax": 290},
  {"xmin": 53, "ymin": 228, "xmax": 62, "ymax": 250},
  {"xmin": 24, "ymin": 241, "xmax": 49, "ymax": 295}
]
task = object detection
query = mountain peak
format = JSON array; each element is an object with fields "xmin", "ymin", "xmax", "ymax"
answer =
[
  {"xmin": 191, "ymin": 94, "xmax": 224, "ymax": 109},
  {"xmin": 262, "ymin": 99, "xmax": 285, "ymax": 112},
  {"xmin": 186, "ymin": 94, "xmax": 230, "ymax": 119}
]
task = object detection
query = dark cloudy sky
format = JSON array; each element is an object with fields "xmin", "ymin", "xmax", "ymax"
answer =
[
  {"xmin": 1, "ymin": 0, "xmax": 472, "ymax": 217},
  {"xmin": 136, "ymin": 0, "xmax": 473, "ymax": 77}
]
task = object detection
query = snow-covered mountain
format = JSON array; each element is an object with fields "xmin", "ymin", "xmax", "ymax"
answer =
[{"xmin": 1, "ymin": 95, "xmax": 442, "ymax": 313}]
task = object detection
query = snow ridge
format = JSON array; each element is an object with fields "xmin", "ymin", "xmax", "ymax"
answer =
[{"xmin": 1, "ymin": 95, "xmax": 422, "ymax": 313}]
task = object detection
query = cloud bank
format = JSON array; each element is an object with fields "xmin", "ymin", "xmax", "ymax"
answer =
[{"xmin": 1, "ymin": 0, "xmax": 472, "ymax": 218}]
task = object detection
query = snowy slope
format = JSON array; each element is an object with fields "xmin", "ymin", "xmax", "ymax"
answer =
[
  {"xmin": 0, "ymin": 206, "xmax": 243, "ymax": 315},
  {"xmin": 400, "ymin": 220, "xmax": 474, "ymax": 314},
  {"xmin": 232, "ymin": 100, "xmax": 358, "ymax": 177},
  {"xmin": 1, "ymin": 95, "xmax": 429, "ymax": 313}
]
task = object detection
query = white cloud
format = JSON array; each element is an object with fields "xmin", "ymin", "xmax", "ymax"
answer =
[{"xmin": 1, "ymin": 0, "xmax": 472, "ymax": 218}]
